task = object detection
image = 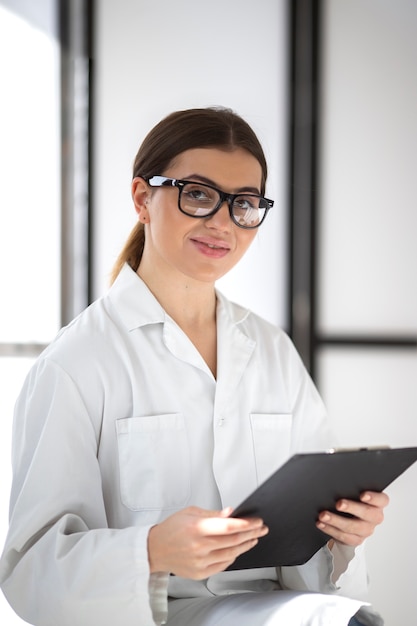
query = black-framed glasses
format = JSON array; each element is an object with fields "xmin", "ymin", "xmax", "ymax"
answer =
[{"xmin": 143, "ymin": 175, "xmax": 274, "ymax": 229}]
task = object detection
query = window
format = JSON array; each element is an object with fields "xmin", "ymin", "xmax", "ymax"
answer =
[{"xmin": 0, "ymin": 1, "xmax": 91, "ymax": 620}]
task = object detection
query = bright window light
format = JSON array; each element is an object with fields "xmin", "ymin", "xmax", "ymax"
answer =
[{"xmin": 0, "ymin": 5, "xmax": 60, "ymax": 623}]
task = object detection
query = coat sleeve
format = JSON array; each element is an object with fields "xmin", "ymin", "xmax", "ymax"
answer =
[
  {"xmin": 278, "ymin": 543, "xmax": 371, "ymax": 601},
  {"xmin": 0, "ymin": 358, "xmax": 161, "ymax": 626}
]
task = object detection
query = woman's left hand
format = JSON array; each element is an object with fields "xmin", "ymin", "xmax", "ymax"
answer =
[{"xmin": 316, "ymin": 491, "xmax": 389, "ymax": 547}]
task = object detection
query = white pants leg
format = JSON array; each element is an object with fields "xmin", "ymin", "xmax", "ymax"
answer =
[{"xmin": 166, "ymin": 591, "xmax": 368, "ymax": 626}]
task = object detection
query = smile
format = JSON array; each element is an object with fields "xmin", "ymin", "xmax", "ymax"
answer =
[{"xmin": 190, "ymin": 237, "xmax": 230, "ymax": 258}]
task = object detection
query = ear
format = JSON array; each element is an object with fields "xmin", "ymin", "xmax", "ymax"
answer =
[{"xmin": 132, "ymin": 177, "xmax": 151, "ymax": 223}]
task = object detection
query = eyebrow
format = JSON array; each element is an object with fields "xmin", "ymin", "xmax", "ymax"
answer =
[{"xmin": 182, "ymin": 173, "xmax": 261, "ymax": 196}]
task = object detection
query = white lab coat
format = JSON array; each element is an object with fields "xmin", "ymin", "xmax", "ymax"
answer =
[{"xmin": 0, "ymin": 264, "xmax": 382, "ymax": 625}]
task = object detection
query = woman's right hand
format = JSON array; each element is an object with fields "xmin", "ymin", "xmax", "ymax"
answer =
[{"xmin": 147, "ymin": 506, "xmax": 268, "ymax": 579}]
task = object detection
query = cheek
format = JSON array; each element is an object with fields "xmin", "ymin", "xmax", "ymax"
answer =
[
  {"xmin": 147, "ymin": 204, "xmax": 189, "ymax": 253},
  {"xmin": 237, "ymin": 230, "xmax": 258, "ymax": 252},
  {"xmin": 149, "ymin": 196, "xmax": 186, "ymax": 229}
]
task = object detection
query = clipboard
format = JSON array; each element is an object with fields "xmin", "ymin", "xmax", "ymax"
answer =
[{"xmin": 227, "ymin": 446, "xmax": 417, "ymax": 570}]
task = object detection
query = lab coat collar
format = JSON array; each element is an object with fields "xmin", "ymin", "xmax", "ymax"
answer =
[
  {"xmin": 107, "ymin": 264, "xmax": 256, "ymax": 384},
  {"xmin": 214, "ymin": 289, "xmax": 251, "ymax": 326},
  {"xmin": 106, "ymin": 263, "xmax": 166, "ymax": 330},
  {"xmin": 108, "ymin": 263, "xmax": 253, "ymax": 332}
]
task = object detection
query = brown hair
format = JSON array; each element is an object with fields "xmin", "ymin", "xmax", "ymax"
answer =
[{"xmin": 110, "ymin": 107, "xmax": 268, "ymax": 283}]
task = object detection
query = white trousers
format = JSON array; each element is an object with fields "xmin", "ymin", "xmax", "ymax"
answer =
[{"xmin": 166, "ymin": 591, "xmax": 369, "ymax": 626}]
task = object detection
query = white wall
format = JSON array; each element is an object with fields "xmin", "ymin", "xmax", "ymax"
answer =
[
  {"xmin": 318, "ymin": 1, "xmax": 417, "ymax": 624},
  {"xmin": 93, "ymin": 0, "xmax": 288, "ymax": 328}
]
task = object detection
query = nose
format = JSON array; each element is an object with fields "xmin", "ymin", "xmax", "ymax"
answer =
[{"xmin": 205, "ymin": 200, "xmax": 231, "ymax": 231}]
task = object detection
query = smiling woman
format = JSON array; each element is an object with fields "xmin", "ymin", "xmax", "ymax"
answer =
[
  {"xmin": 0, "ymin": 108, "xmax": 388, "ymax": 626},
  {"xmin": 110, "ymin": 107, "xmax": 269, "ymax": 283},
  {"xmin": 132, "ymin": 147, "xmax": 262, "ymax": 290}
]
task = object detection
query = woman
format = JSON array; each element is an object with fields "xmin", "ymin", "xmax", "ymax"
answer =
[{"xmin": 0, "ymin": 107, "xmax": 388, "ymax": 626}]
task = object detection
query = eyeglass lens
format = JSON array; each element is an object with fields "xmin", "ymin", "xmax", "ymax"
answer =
[{"xmin": 180, "ymin": 182, "xmax": 267, "ymax": 227}]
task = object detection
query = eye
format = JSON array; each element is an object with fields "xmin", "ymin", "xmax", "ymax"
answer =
[
  {"xmin": 233, "ymin": 196, "xmax": 259, "ymax": 212},
  {"xmin": 183, "ymin": 184, "xmax": 217, "ymax": 204},
  {"xmin": 232, "ymin": 196, "xmax": 265, "ymax": 227},
  {"xmin": 233, "ymin": 196, "xmax": 259, "ymax": 216}
]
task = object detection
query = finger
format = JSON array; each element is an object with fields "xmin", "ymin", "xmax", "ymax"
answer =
[
  {"xmin": 186, "ymin": 536, "xmax": 260, "ymax": 580},
  {"xmin": 316, "ymin": 519, "xmax": 365, "ymax": 547},
  {"xmin": 189, "ymin": 523, "xmax": 268, "ymax": 569},
  {"xmin": 199, "ymin": 525, "xmax": 269, "ymax": 556},
  {"xmin": 197, "ymin": 515, "xmax": 266, "ymax": 536},
  {"xmin": 360, "ymin": 491, "xmax": 390, "ymax": 508},
  {"xmin": 190, "ymin": 506, "xmax": 264, "ymax": 527},
  {"xmin": 211, "ymin": 535, "xmax": 261, "ymax": 563},
  {"xmin": 200, "ymin": 532, "xmax": 266, "ymax": 575},
  {"xmin": 219, "ymin": 506, "xmax": 234, "ymax": 517},
  {"xmin": 317, "ymin": 511, "xmax": 371, "ymax": 543},
  {"xmin": 335, "ymin": 499, "xmax": 385, "ymax": 525},
  {"xmin": 209, "ymin": 523, "xmax": 269, "ymax": 549},
  {"xmin": 316, "ymin": 510, "xmax": 376, "ymax": 546},
  {"xmin": 180, "ymin": 531, "xmax": 266, "ymax": 580}
]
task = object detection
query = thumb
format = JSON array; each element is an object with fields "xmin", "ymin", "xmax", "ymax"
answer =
[
  {"xmin": 188, "ymin": 506, "xmax": 232, "ymax": 519},
  {"xmin": 219, "ymin": 506, "xmax": 234, "ymax": 518}
]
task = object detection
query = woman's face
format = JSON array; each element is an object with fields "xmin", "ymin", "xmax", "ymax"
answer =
[{"xmin": 133, "ymin": 147, "xmax": 263, "ymax": 285}]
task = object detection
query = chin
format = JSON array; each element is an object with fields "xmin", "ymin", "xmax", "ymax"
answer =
[{"xmin": 183, "ymin": 267, "xmax": 230, "ymax": 285}]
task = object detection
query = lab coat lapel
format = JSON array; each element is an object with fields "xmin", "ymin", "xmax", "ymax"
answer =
[
  {"xmin": 161, "ymin": 294, "xmax": 256, "ymax": 385},
  {"xmin": 213, "ymin": 294, "xmax": 257, "ymax": 506},
  {"xmin": 162, "ymin": 316, "xmax": 215, "ymax": 378},
  {"xmin": 215, "ymin": 292, "xmax": 256, "ymax": 411}
]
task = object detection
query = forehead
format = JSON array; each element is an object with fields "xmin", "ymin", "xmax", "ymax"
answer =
[{"xmin": 165, "ymin": 148, "xmax": 263, "ymax": 192}]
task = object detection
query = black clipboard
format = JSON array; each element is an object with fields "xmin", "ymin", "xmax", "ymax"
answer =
[{"xmin": 227, "ymin": 446, "xmax": 417, "ymax": 570}]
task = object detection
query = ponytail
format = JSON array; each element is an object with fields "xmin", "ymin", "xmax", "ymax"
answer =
[{"xmin": 109, "ymin": 221, "xmax": 145, "ymax": 285}]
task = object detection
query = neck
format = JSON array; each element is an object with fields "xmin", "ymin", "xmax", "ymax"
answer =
[
  {"xmin": 137, "ymin": 262, "xmax": 217, "ymax": 330},
  {"xmin": 137, "ymin": 256, "xmax": 218, "ymax": 377}
]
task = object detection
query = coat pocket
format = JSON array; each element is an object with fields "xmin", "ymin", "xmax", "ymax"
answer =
[
  {"xmin": 116, "ymin": 413, "xmax": 190, "ymax": 511},
  {"xmin": 250, "ymin": 413, "xmax": 293, "ymax": 485}
]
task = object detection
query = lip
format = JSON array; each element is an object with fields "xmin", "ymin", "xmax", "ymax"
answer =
[{"xmin": 190, "ymin": 236, "xmax": 231, "ymax": 258}]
